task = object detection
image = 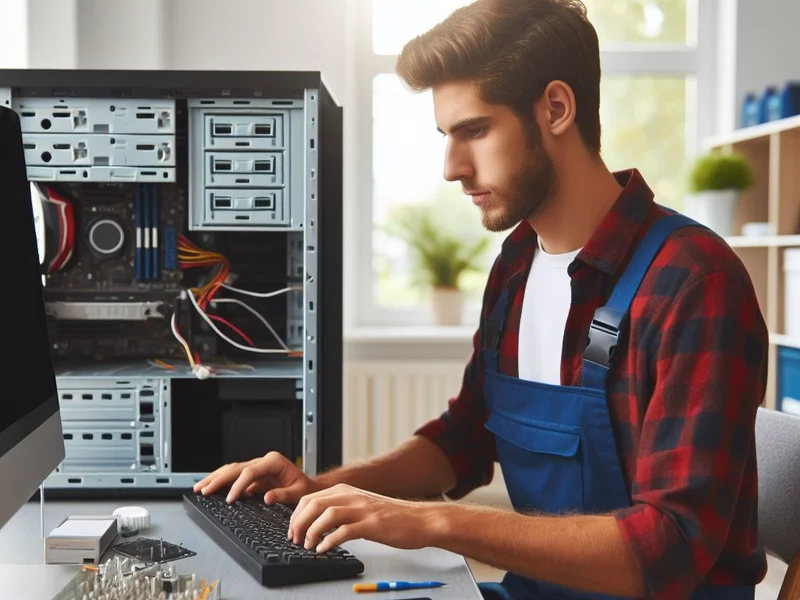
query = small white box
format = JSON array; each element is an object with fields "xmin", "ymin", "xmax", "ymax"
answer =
[
  {"xmin": 784, "ymin": 249, "xmax": 800, "ymax": 338},
  {"xmin": 45, "ymin": 515, "xmax": 118, "ymax": 565}
]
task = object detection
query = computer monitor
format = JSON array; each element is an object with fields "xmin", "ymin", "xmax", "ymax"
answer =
[{"xmin": 0, "ymin": 105, "xmax": 64, "ymax": 529}]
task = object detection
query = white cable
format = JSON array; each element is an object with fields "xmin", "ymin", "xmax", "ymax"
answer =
[
  {"xmin": 186, "ymin": 290, "xmax": 288, "ymax": 354},
  {"xmin": 210, "ymin": 297, "xmax": 290, "ymax": 351},
  {"xmin": 170, "ymin": 312, "xmax": 196, "ymax": 368},
  {"xmin": 220, "ymin": 283, "xmax": 301, "ymax": 298}
]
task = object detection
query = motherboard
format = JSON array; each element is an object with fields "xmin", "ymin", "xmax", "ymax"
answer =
[{"xmin": 36, "ymin": 180, "xmax": 188, "ymax": 361}]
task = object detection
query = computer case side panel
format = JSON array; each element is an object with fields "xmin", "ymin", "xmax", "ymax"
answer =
[{"xmin": 317, "ymin": 83, "xmax": 344, "ymax": 474}]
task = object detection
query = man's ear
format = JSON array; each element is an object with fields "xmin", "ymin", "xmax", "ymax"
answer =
[{"xmin": 539, "ymin": 80, "xmax": 576, "ymax": 138}]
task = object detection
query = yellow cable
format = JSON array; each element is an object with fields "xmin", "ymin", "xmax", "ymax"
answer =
[
  {"xmin": 178, "ymin": 245, "xmax": 221, "ymax": 257},
  {"xmin": 178, "ymin": 338, "xmax": 195, "ymax": 369},
  {"xmin": 178, "ymin": 253, "xmax": 221, "ymax": 261}
]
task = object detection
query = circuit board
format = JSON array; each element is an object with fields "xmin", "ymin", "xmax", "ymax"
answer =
[
  {"xmin": 112, "ymin": 536, "xmax": 197, "ymax": 564},
  {"xmin": 48, "ymin": 315, "xmax": 182, "ymax": 361},
  {"xmin": 44, "ymin": 181, "xmax": 185, "ymax": 292}
]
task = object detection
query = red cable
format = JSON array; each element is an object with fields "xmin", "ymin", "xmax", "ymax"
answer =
[{"xmin": 208, "ymin": 314, "xmax": 256, "ymax": 347}]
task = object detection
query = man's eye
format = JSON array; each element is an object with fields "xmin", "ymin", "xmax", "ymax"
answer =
[{"xmin": 467, "ymin": 127, "xmax": 484, "ymax": 137}]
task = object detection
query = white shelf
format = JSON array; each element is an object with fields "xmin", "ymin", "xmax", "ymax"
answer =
[
  {"xmin": 707, "ymin": 114, "xmax": 800, "ymax": 149},
  {"xmin": 726, "ymin": 235, "xmax": 800, "ymax": 248},
  {"xmin": 771, "ymin": 334, "xmax": 800, "ymax": 350}
]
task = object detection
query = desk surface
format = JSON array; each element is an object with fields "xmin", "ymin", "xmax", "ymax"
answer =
[{"xmin": 0, "ymin": 499, "xmax": 483, "ymax": 600}]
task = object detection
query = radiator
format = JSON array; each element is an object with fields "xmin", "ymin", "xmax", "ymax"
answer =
[
  {"xmin": 342, "ymin": 360, "xmax": 511, "ymax": 505},
  {"xmin": 342, "ymin": 360, "xmax": 466, "ymax": 463}
]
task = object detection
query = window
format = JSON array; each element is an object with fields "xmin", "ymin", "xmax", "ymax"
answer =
[{"xmin": 354, "ymin": 0, "xmax": 716, "ymax": 327}]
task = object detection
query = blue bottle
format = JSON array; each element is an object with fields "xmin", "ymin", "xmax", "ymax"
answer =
[
  {"xmin": 759, "ymin": 86, "xmax": 778, "ymax": 124},
  {"xmin": 742, "ymin": 93, "xmax": 760, "ymax": 127},
  {"xmin": 767, "ymin": 89, "xmax": 784, "ymax": 122},
  {"xmin": 779, "ymin": 82, "xmax": 800, "ymax": 119}
]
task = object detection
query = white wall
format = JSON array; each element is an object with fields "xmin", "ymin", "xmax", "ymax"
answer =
[
  {"xmin": 27, "ymin": 0, "xmax": 78, "ymax": 68},
  {"xmin": 0, "ymin": 0, "xmax": 28, "ymax": 68},
  {"xmin": 162, "ymin": 0, "xmax": 347, "ymax": 103},
  {"xmin": 75, "ymin": 0, "xmax": 165, "ymax": 69},
  {"xmin": 25, "ymin": 0, "xmax": 348, "ymax": 103}
]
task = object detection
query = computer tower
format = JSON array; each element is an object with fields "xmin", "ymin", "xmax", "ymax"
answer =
[{"xmin": 0, "ymin": 70, "xmax": 343, "ymax": 495}]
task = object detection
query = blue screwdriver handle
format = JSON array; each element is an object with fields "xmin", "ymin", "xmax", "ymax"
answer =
[{"xmin": 376, "ymin": 581, "xmax": 445, "ymax": 591}]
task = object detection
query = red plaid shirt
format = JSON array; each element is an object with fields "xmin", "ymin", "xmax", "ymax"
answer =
[{"xmin": 416, "ymin": 169, "xmax": 768, "ymax": 600}]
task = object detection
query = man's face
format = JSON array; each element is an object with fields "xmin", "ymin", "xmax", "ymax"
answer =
[{"xmin": 433, "ymin": 80, "xmax": 557, "ymax": 232}]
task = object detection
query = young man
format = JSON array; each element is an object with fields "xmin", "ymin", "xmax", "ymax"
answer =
[{"xmin": 194, "ymin": 1, "xmax": 769, "ymax": 598}]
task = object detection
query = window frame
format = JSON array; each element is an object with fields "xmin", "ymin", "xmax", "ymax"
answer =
[{"xmin": 350, "ymin": 0, "xmax": 720, "ymax": 328}]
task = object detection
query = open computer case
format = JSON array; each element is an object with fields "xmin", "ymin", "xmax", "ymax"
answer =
[{"xmin": 0, "ymin": 70, "xmax": 343, "ymax": 496}]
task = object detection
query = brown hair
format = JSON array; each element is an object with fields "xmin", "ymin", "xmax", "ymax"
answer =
[{"xmin": 395, "ymin": 0, "xmax": 602, "ymax": 154}]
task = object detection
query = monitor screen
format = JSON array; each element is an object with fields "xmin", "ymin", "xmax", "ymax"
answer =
[{"xmin": 0, "ymin": 106, "xmax": 59, "ymax": 466}]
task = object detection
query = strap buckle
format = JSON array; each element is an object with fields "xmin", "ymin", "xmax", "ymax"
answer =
[{"xmin": 584, "ymin": 306, "xmax": 624, "ymax": 368}]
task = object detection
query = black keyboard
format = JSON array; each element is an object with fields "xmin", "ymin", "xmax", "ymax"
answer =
[{"xmin": 183, "ymin": 493, "xmax": 365, "ymax": 587}]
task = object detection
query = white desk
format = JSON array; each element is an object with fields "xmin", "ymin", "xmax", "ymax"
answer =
[{"xmin": 0, "ymin": 500, "xmax": 484, "ymax": 600}]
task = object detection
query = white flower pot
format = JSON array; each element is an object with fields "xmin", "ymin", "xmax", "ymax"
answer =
[
  {"xmin": 684, "ymin": 189, "xmax": 741, "ymax": 236},
  {"xmin": 431, "ymin": 287, "xmax": 464, "ymax": 326}
]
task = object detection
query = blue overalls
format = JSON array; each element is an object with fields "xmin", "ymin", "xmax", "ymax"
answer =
[{"xmin": 476, "ymin": 215, "xmax": 755, "ymax": 600}]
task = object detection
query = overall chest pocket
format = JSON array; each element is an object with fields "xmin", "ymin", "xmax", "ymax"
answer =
[{"xmin": 485, "ymin": 412, "xmax": 584, "ymax": 514}]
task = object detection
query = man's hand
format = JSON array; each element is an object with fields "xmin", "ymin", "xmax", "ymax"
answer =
[
  {"xmin": 193, "ymin": 451, "xmax": 322, "ymax": 505},
  {"xmin": 288, "ymin": 483, "xmax": 443, "ymax": 554}
]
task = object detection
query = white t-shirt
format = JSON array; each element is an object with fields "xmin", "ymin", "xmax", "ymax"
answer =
[{"xmin": 517, "ymin": 238, "xmax": 581, "ymax": 384}]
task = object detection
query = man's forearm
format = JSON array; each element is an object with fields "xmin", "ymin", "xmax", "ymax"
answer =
[
  {"xmin": 429, "ymin": 503, "xmax": 645, "ymax": 598},
  {"xmin": 314, "ymin": 435, "xmax": 456, "ymax": 499}
]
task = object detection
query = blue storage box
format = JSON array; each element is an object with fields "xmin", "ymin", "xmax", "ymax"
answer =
[{"xmin": 777, "ymin": 346, "xmax": 800, "ymax": 416}]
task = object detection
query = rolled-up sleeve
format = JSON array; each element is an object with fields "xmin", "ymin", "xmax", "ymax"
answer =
[{"xmin": 614, "ymin": 269, "xmax": 767, "ymax": 600}]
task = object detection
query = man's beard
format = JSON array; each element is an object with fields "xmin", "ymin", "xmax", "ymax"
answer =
[{"xmin": 471, "ymin": 121, "xmax": 557, "ymax": 233}]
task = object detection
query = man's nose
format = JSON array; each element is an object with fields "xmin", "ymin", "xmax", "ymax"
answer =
[{"xmin": 443, "ymin": 142, "xmax": 473, "ymax": 182}]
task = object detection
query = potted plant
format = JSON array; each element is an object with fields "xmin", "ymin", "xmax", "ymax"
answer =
[
  {"xmin": 385, "ymin": 200, "xmax": 491, "ymax": 326},
  {"xmin": 685, "ymin": 151, "xmax": 755, "ymax": 236}
]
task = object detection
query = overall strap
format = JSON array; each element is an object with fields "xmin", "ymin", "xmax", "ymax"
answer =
[
  {"xmin": 483, "ymin": 287, "xmax": 510, "ymax": 373},
  {"xmin": 582, "ymin": 214, "xmax": 699, "ymax": 389}
]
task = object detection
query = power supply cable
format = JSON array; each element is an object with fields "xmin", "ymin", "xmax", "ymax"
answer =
[
  {"xmin": 220, "ymin": 283, "xmax": 302, "ymax": 298},
  {"xmin": 209, "ymin": 297, "xmax": 290, "ymax": 351},
  {"xmin": 170, "ymin": 312, "xmax": 196, "ymax": 369},
  {"xmin": 186, "ymin": 290, "xmax": 291, "ymax": 355},
  {"xmin": 207, "ymin": 313, "xmax": 256, "ymax": 347}
]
